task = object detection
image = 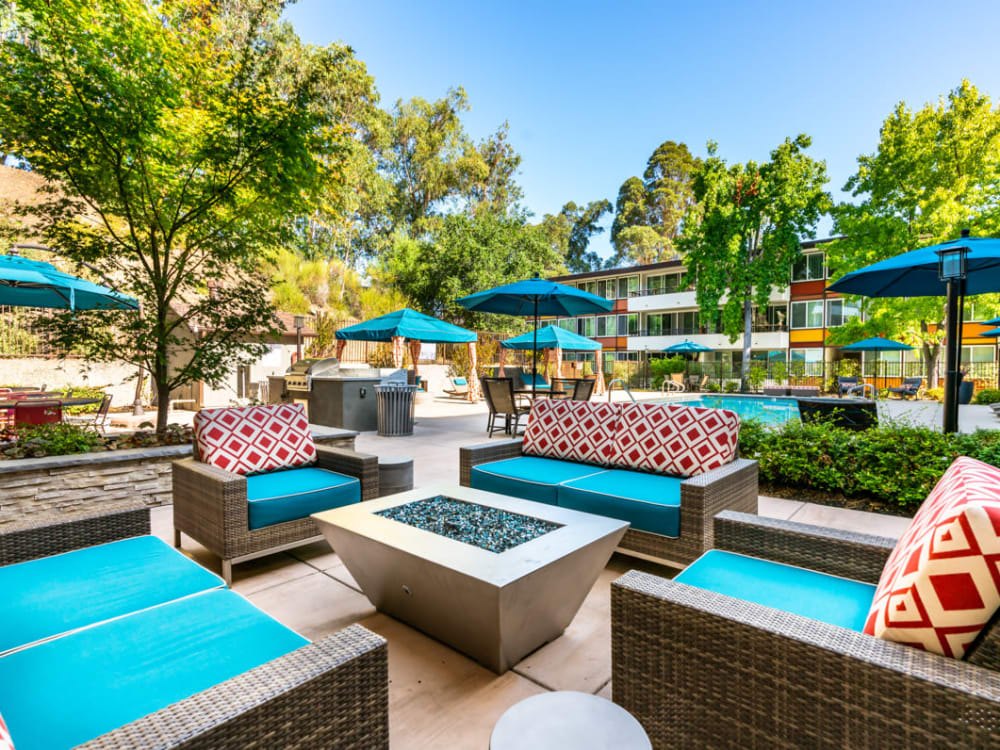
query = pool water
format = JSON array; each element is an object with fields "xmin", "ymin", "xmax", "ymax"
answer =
[{"xmin": 671, "ymin": 395, "xmax": 799, "ymax": 425}]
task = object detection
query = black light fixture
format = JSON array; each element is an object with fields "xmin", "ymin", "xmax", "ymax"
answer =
[{"xmin": 937, "ymin": 229, "xmax": 971, "ymax": 434}]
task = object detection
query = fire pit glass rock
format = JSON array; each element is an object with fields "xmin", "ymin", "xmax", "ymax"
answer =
[{"xmin": 375, "ymin": 495, "xmax": 560, "ymax": 553}]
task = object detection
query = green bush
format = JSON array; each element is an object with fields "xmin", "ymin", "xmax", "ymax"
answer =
[
  {"xmin": 62, "ymin": 385, "xmax": 107, "ymax": 415},
  {"xmin": 1, "ymin": 422, "xmax": 104, "ymax": 459},
  {"xmin": 705, "ymin": 381, "xmax": 721, "ymax": 393},
  {"xmin": 738, "ymin": 418, "xmax": 1000, "ymax": 513},
  {"xmin": 723, "ymin": 381, "xmax": 739, "ymax": 393},
  {"xmin": 974, "ymin": 388, "xmax": 1000, "ymax": 405}
]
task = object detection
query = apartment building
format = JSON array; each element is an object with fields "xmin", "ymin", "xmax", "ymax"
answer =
[{"xmin": 550, "ymin": 238, "xmax": 998, "ymax": 378}]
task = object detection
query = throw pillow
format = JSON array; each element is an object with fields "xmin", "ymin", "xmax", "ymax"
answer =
[
  {"xmin": 609, "ymin": 402, "xmax": 740, "ymax": 477},
  {"xmin": 0, "ymin": 713, "xmax": 14, "ymax": 750},
  {"xmin": 193, "ymin": 403, "xmax": 317, "ymax": 475},
  {"xmin": 522, "ymin": 400, "xmax": 622, "ymax": 466},
  {"xmin": 864, "ymin": 456, "xmax": 1000, "ymax": 658}
]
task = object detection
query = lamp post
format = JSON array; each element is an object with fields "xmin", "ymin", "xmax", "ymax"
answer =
[
  {"xmin": 294, "ymin": 315, "xmax": 306, "ymax": 362},
  {"xmin": 936, "ymin": 230, "xmax": 970, "ymax": 434}
]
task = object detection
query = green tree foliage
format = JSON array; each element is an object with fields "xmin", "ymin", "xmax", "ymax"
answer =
[
  {"xmin": 537, "ymin": 200, "xmax": 612, "ymax": 273},
  {"xmin": 383, "ymin": 211, "xmax": 562, "ymax": 330},
  {"xmin": 0, "ymin": 0, "xmax": 348, "ymax": 431},
  {"xmin": 827, "ymin": 80, "xmax": 1000, "ymax": 388},
  {"xmin": 681, "ymin": 136, "xmax": 830, "ymax": 390},
  {"xmin": 609, "ymin": 141, "xmax": 700, "ymax": 266}
]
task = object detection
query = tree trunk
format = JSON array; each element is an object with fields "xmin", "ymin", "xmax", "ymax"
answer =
[
  {"xmin": 741, "ymin": 293, "xmax": 752, "ymax": 392},
  {"xmin": 923, "ymin": 342, "xmax": 941, "ymax": 389},
  {"xmin": 155, "ymin": 376, "xmax": 170, "ymax": 435}
]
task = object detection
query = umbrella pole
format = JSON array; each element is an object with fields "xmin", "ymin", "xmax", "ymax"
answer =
[{"xmin": 532, "ymin": 298, "xmax": 538, "ymax": 402}]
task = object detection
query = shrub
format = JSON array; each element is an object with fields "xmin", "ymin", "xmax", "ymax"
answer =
[
  {"xmin": 705, "ymin": 381, "xmax": 721, "ymax": 393},
  {"xmin": 737, "ymin": 419, "xmax": 1000, "ymax": 513},
  {"xmin": 974, "ymin": 388, "xmax": 1000, "ymax": 405},
  {"xmin": 723, "ymin": 380, "xmax": 739, "ymax": 393},
  {"xmin": 746, "ymin": 364, "xmax": 766, "ymax": 392},
  {"xmin": 925, "ymin": 387, "xmax": 944, "ymax": 402},
  {"xmin": 1, "ymin": 423, "xmax": 104, "ymax": 459},
  {"xmin": 62, "ymin": 385, "xmax": 107, "ymax": 415}
]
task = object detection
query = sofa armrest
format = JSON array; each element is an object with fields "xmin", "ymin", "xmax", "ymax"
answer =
[
  {"xmin": 315, "ymin": 446, "xmax": 379, "ymax": 501},
  {"xmin": 172, "ymin": 459, "xmax": 248, "ymax": 556},
  {"xmin": 0, "ymin": 503, "xmax": 150, "ymax": 566},
  {"xmin": 612, "ymin": 570, "xmax": 1000, "ymax": 748},
  {"xmin": 714, "ymin": 510, "xmax": 897, "ymax": 584},
  {"xmin": 459, "ymin": 439, "xmax": 524, "ymax": 486},
  {"xmin": 677, "ymin": 458, "xmax": 758, "ymax": 548},
  {"xmin": 79, "ymin": 624, "xmax": 389, "ymax": 750}
]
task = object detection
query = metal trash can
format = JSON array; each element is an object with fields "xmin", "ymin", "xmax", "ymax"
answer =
[{"xmin": 375, "ymin": 383, "xmax": 417, "ymax": 436}]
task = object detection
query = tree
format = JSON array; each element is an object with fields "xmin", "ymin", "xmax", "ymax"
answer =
[
  {"xmin": 681, "ymin": 136, "xmax": 830, "ymax": 390},
  {"xmin": 537, "ymin": 199, "xmax": 612, "ymax": 273},
  {"xmin": 383, "ymin": 211, "xmax": 563, "ymax": 330},
  {"xmin": 609, "ymin": 141, "xmax": 700, "ymax": 266},
  {"xmin": 827, "ymin": 80, "xmax": 1000, "ymax": 387},
  {"xmin": 0, "ymin": 0, "xmax": 347, "ymax": 431}
]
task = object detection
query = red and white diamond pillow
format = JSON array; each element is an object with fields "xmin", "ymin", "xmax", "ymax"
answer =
[
  {"xmin": 193, "ymin": 403, "xmax": 317, "ymax": 476},
  {"xmin": 522, "ymin": 400, "xmax": 622, "ymax": 466},
  {"xmin": 609, "ymin": 402, "xmax": 740, "ymax": 477},
  {"xmin": 0, "ymin": 713, "xmax": 13, "ymax": 750},
  {"xmin": 864, "ymin": 456, "xmax": 1000, "ymax": 659}
]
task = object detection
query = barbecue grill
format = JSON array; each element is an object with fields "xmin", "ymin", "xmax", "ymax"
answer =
[{"xmin": 269, "ymin": 357, "xmax": 406, "ymax": 431}]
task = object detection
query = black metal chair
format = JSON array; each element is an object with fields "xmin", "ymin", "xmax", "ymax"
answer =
[
  {"xmin": 482, "ymin": 377, "xmax": 530, "ymax": 436},
  {"xmin": 570, "ymin": 378, "xmax": 595, "ymax": 401},
  {"xmin": 888, "ymin": 377, "xmax": 922, "ymax": 399},
  {"xmin": 797, "ymin": 397, "xmax": 878, "ymax": 431},
  {"xmin": 837, "ymin": 376, "xmax": 866, "ymax": 397}
]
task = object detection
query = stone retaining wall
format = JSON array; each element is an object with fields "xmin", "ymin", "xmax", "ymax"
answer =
[{"xmin": 0, "ymin": 427, "xmax": 357, "ymax": 525}]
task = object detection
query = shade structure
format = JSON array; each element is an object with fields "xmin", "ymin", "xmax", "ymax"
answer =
[
  {"xmin": 501, "ymin": 325, "xmax": 600, "ymax": 351},
  {"xmin": 457, "ymin": 276, "xmax": 612, "ymax": 399},
  {"xmin": 0, "ymin": 254, "xmax": 138, "ymax": 310},
  {"xmin": 982, "ymin": 317, "xmax": 1000, "ymax": 326},
  {"xmin": 979, "ymin": 327, "xmax": 1000, "ymax": 337},
  {"xmin": 663, "ymin": 340, "xmax": 713, "ymax": 354},
  {"xmin": 840, "ymin": 337, "xmax": 912, "ymax": 397},
  {"xmin": 335, "ymin": 308, "xmax": 476, "ymax": 344}
]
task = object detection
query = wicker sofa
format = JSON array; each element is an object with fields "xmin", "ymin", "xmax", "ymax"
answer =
[
  {"xmin": 460, "ymin": 400, "xmax": 758, "ymax": 567},
  {"xmin": 611, "ymin": 509, "xmax": 1000, "ymax": 748},
  {"xmin": 173, "ymin": 404, "xmax": 379, "ymax": 584},
  {"xmin": 0, "ymin": 504, "xmax": 388, "ymax": 749}
]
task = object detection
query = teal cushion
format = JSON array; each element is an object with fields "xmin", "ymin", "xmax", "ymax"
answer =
[
  {"xmin": 246, "ymin": 466, "xmax": 360, "ymax": 530},
  {"xmin": 521, "ymin": 374, "xmax": 550, "ymax": 389},
  {"xmin": 0, "ymin": 589, "xmax": 307, "ymax": 750},
  {"xmin": 676, "ymin": 550, "xmax": 877, "ymax": 631},
  {"xmin": 453, "ymin": 377, "xmax": 467, "ymax": 386},
  {"xmin": 558, "ymin": 469, "xmax": 682, "ymax": 537},
  {"xmin": 0, "ymin": 535, "xmax": 223, "ymax": 655},
  {"xmin": 470, "ymin": 456, "xmax": 605, "ymax": 504}
]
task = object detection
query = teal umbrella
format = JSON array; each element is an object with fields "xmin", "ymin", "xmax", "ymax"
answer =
[
  {"xmin": 501, "ymin": 325, "xmax": 600, "ymax": 351},
  {"xmin": 663, "ymin": 340, "xmax": 712, "ymax": 354},
  {"xmin": 840, "ymin": 337, "xmax": 912, "ymax": 396},
  {"xmin": 335, "ymin": 308, "xmax": 476, "ymax": 343},
  {"xmin": 0, "ymin": 253, "xmax": 138, "ymax": 310}
]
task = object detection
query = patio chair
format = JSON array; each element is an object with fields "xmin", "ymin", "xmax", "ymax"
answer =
[
  {"xmin": 64, "ymin": 393, "xmax": 112, "ymax": 433},
  {"xmin": 442, "ymin": 376, "xmax": 470, "ymax": 399},
  {"xmin": 611, "ymin": 456, "xmax": 1000, "ymax": 748},
  {"xmin": 837, "ymin": 375, "xmax": 866, "ymax": 397},
  {"xmin": 482, "ymin": 377, "xmax": 530, "ymax": 436},
  {"xmin": 797, "ymin": 397, "xmax": 878, "ymax": 430},
  {"xmin": 569, "ymin": 378, "xmax": 595, "ymax": 401},
  {"xmin": 14, "ymin": 400, "xmax": 61, "ymax": 426},
  {"xmin": 172, "ymin": 403, "xmax": 378, "ymax": 584},
  {"xmin": 888, "ymin": 376, "xmax": 923, "ymax": 399}
]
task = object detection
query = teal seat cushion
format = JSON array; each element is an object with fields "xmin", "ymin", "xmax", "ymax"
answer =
[
  {"xmin": 470, "ymin": 456, "xmax": 605, "ymax": 504},
  {"xmin": 558, "ymin": 469, "xmax": 682, "ymax": 537},
  {"xmin": 0, "ymin": 589, "xmax": 307, "ymax": 750},
  {"xmin": 0, "ymin": 535, "xmax": 223, "ymax": 655},
  {"xmin": 246, "ymin": 466, "xmax": 360, "ymax": 530},
  {"xmin": 521, "ymin": 374, "xmax": 550, "ymax": 389},
  {"xmin": 453, "ymin": 377, "xmax": 467, "ymax": 386},
  {"xmin": 676, "ymin": 550, "xmax": 877, "ymax": 631}
]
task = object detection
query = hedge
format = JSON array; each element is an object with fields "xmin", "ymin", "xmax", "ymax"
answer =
[{"xmin": 738, "ymin": 418, "xmax": 1000, "ymax": 513}]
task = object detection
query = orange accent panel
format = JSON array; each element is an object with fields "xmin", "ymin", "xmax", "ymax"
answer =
[
  {"xmin": 789, "ymin": 329, "xmax": 824, "ymax": 344},
  {"xmin": 790, "ymin": 280, "xmax": 827, "ymax": 297}
]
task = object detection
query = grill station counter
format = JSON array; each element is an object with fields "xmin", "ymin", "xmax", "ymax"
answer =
[{"xmin": 268, "ymin": 358, "xmax": 406, "ymax": 431}]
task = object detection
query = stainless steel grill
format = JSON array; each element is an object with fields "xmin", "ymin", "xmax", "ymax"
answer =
[{"xmin": 282, "ymin": 357, "xmax": 343, "ymax": 393}]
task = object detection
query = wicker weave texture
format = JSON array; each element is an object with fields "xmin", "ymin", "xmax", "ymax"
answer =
[
  {"xmin": 0, "ymin": 503, "xmax": 150, "ymax": 566},
  {"xmin": 78, "ymin": 624, "xmax": 388, "ymax": 749},
  {"xmin": 612, "ymin": 569, "xmax": 1000, "ymax": 748}
]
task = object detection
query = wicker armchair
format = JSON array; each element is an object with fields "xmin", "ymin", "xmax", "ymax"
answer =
[
  {"xmin": 460, "ymin": 438, "xmax": 758, "ymax": 566},
  {"xmin": 611, "ymin": 510, "xmax": 1000, "ymax": 748},
  {"xmin": 173, "ymin": 445, "xmax": 378, "ymax": 584},
  {"xmin": 0, "ymin": 504, "xmax": 389, "ymax": 750}
]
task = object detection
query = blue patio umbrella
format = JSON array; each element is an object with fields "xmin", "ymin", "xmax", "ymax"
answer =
[
  {"xmin": 979, "ymin": 327, "xmax": 1000, "ymax": 388},
  {"xmin": 663, "ymin": 340, "xmax": 712, "ymax": 354},
  {"xmin": 840, "ymin": 337, "xmax": 913, "ymax": 396},
  {"xmin": 500, "ymin": 324, "xmax": 601, "ymax": 351},
  {"xmin": 335, "ymin": 308, "xmax": 476, "ymax": 344},
  {"xmin": 0, "ymin": 253, "xmax": 138, "ymax": 310},
  {"xmin": 827, "ymin": 231, "xmax": 1000, "ymax": 431},
  {"xmin": 456, "ymin": 276, "xmax": 613, "ymax": 399},
  {"xmin": 982, "ymin": 316, "xmax": 1000, "ymax": 326}
]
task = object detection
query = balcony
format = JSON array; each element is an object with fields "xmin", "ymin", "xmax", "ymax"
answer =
[
  {"xmin": 627, "ymin": 287, "xmax": 790, "ymax": 313},
  {"xmin": 627, "ymin": 327, "xmax": 789, "ymax": 352}
]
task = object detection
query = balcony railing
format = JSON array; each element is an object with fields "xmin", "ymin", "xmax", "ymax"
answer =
[
  {"xmin": 630, "ymin": 287, "xmax": 692, "ymax": 297},
  {"xmin": 635, "ymin": 323, "xmax": 787, "ymax": 337}
]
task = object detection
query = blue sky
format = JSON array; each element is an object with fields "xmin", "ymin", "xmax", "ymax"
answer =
[{"xmin": 285, "ymin": 0, "xmax": 1000, "ymax": 262}]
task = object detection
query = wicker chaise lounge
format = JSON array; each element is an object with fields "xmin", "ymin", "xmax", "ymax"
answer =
[
  {"xmin": 611, "ymin": 508, "xmax": 1000, "ymax": 748},
  {"xmin": 0, "ymin": 504, "xmax": 389, "ymax": 749}
]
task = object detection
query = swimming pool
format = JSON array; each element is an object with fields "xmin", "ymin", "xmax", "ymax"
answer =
[{"xmin": 666, "ymin": 394, "xmax": 799, "ymax": 425}]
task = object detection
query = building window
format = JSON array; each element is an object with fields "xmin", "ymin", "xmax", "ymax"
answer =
[
  {"xmin": 596, "ymin": 315, "xmax": 616, "ymax": 337},
  {"xmin": 556, "ymin": 318, "xmax": 575, "ymax": 332},
  {"xmin": 577, "ymin": 316, "xmax": 595, "ymax": 337},
  {"xmin": 617, "ymin": 313, "xmax": 638, "ymax": 336},
  {"xmin": 790, "ymin": 347, "xmax": 823, "ymax": 375},
  {"xmin": 962, "ymin": 345, "xmax": 996, "ymax": 363},
  {"xmin": 826, "ymin": 299, "xmax": 861, "ymax": 327},
  {"xmin": 792, "ymin": 253, "xmax": 825, "ymax": 282},
  {"xmin": 753, "ymin": 305, "xmax": 787, "ymax": 331},
  {"xmin": 617, "ymin": 276, "xmax": 639, "ymax": 298},
  {"xmin": 790, "ymin": 300, "xmax": 824, "ymax": 329},
  {"xmin": 646, "ymin": 313, "xmax": 663, "ymax": 336}
]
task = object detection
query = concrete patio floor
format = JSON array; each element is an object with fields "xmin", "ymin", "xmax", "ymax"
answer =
[{"xmin": 157, "ymin": 394, "xmax": 924, "ymax": 749}]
